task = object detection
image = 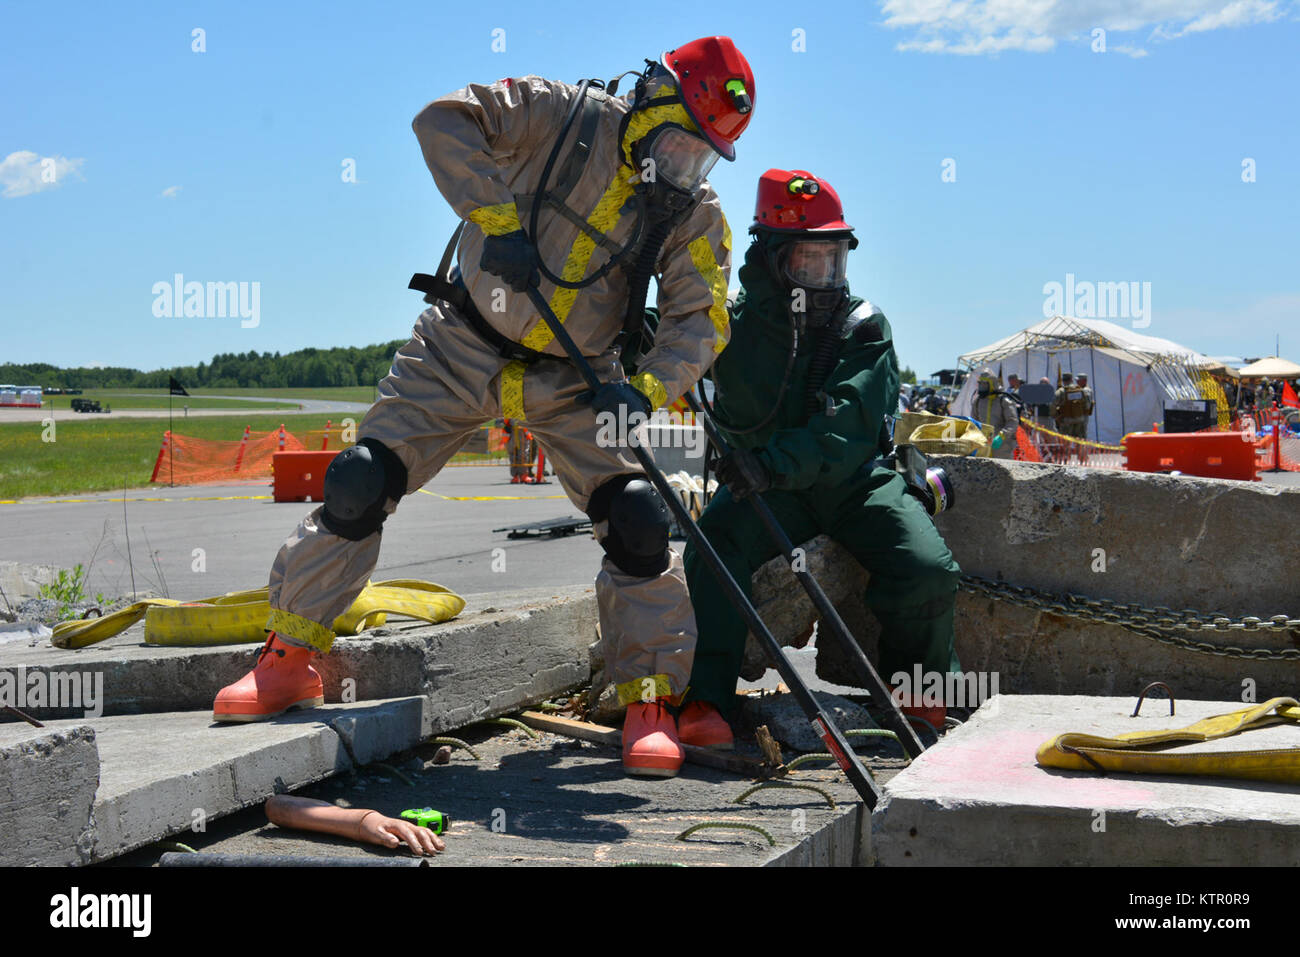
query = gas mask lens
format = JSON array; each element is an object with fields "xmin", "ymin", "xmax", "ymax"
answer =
[
  {"xmin": 782, "ymin": 239, "xmax": 850, "ymax": 290},
  {"xmin": 646, "ymin": 125, "xmax": 719, "ymax": 192}
]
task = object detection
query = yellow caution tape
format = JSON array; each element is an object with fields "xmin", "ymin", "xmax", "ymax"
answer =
[
  {"xmin": 1036, "ymin": 697, "xmax": 1300, "ymax": 784},
  {"xmin": 49, "ymin": 579, "xmax": 464, "ymax": 650},
  {"xmin": 1020, "ymin": 418, "xmax": 1124, "ymax": 451}
]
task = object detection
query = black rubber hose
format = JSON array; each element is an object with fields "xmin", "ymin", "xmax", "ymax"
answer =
[
  {"xmin": 804, "ymin": 326, "xmax": 839, "ymax": 417},
  {"xmin": 620, "ymin": 217, "xmax": 673, "ymax": 343}
]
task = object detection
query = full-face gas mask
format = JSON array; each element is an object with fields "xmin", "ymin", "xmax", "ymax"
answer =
[
  {"xmin": 768, "ymin": 235, "xmax": 856, "ymax": 328},
  {"xmin": 632, "ymin": 122, "xmax": 720, "ymax": 222}
]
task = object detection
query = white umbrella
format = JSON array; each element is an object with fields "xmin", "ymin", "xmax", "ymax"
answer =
[{"xmin": 1237, "ymin": 357, "xmax": 1300, "ymax": 378}]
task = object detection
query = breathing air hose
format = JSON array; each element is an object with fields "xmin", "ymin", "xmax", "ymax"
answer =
[{"xmin": 804, "ymin": 325, "xmax": 840, "ymax": 417}]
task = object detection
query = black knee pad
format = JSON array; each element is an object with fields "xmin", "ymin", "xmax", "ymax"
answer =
[
  {"xmin": 587, "ymin": 474, "xmax": 671, "ymax": 577},
  {"xmin": 320, "ymin": 438, "xmax": 408, "ymax": 541}
]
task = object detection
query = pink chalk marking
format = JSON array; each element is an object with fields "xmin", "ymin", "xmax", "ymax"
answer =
[{"xmin": 911, "ymin": 730, "xmax": 1158, "ymax": 807}]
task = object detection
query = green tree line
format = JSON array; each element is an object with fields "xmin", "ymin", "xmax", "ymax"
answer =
[{"xmin": 0, "ymin": 341, "xmax": 406, "ymax": 391}]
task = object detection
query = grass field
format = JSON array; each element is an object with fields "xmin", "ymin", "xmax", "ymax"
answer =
[
  {"xmin": 39, "ymin": 390, "xmax": 304, "ymax": 412},
  {"xmin": 0, "ymin": 412, "xmax": 505, "ymax": 500},
  {"xmin": 188, "ymin": 386, "xmax": 381, "ymax": 404},
  {"xmin": 0, "ymin": 413, "xmax": 343, "ymax": 500}
]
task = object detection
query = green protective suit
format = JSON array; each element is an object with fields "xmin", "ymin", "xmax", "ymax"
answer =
[{"xmin": 683, "ymin": 235, "xmax": 962, "ymax": 714}]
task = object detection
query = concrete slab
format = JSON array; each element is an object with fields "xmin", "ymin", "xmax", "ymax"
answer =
[
  {"xmin": 0, "ymin": 723, "xmax": 98, "ymax": 865},
  {"xmin": 24, "ymin": 697, "xmax": 424, "ymax": 863},
  {"xmin": 872, "ymin": 694, "xmax": 1300, "ymax": 866},
  {"xmin": 0, "ymin": 586, "xmax": 595, "ymax": 726},
  {"xmin": 127, "ymin": 725, "xmax": 877, "ymax": 867}
]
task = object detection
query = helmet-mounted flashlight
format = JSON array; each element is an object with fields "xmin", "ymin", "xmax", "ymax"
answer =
[
  {"xmin": 725, "ymin": 79, "xmax": 752, "ymax": 114},
  {"xmin": 787, "ymin": 177, "xmax": 820, "ymax": 198}
]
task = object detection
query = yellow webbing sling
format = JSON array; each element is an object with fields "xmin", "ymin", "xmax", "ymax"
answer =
[
  {"xmin": 49, "ymin": 580, "xmax": 465, "ymax": 650},
  {"xmin": 1036, "ymin": 697, "xmax": 1300, "ymax": 785}
]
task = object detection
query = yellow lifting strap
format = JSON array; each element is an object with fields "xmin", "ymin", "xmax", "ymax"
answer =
[
  {"xmin": 1036, "ymin": 697, "xmax": 1300, "ymax": 784},
  {"xmin": 49, "ymin": 580, "xmax": 465, "ymax": 650}
]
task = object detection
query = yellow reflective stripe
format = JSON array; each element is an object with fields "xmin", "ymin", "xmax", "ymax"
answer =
[
  {"xmin": 499, "ymin": 360, "xmax": 526, "ymax": 420},
  {"xmin": 266, "ymin": 608, "xmax": 335, "ymax": 653},
  {"xmin": 615, "ymin": 673, "xmax": 674, "ymax": 706},
  {"xmin": 629, "ymin": 372, "xmax": 668, "ymax": 412},
  {"xmin": 518, "ymin": 91, "xmax": 698, "ymax": 354},
  {"xmin": 687, "ymin": 225, "xmax": 731, "ymax": 355},
  {"xmin": 620, "ymin": 93, "xmax": 698, "ymax": 167},
  {"xmin": 468, "ymin": 201, "xmax": 522, "ymax": 236},
  {"xmin": 520, "ymin": 168, "xmax": 638, "ymax": 351}
]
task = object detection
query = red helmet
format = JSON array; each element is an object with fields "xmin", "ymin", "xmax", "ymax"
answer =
[
  {"xmin": 660, "ymin": 36, "xmax": 755, "ymax": 161},
  {"xmin": 752, "ymin": 168, "xmax": 852, "ymax": 233}
]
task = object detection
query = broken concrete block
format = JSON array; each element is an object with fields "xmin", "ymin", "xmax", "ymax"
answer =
[
  {"xmin": 872, "ymin": 694, "xmax": 1300, "ymax": 866},
  {"xmin": 797, "ymin": 458, "xmax": 1300, "ymax": 698},
  {"xmin": 741, "ymin": 691, "xmax": 876, "ymax": 753},
  {"xmin": 0, "ymin": 723, "xmax": 98, "ymax": 865},
  {"xmin": 744, "ymin": 536, "xmax": 866, "ymax": 681},
  {"xmin": 0, "ymin": 586, "xmax": 596, "ymax": 726}
]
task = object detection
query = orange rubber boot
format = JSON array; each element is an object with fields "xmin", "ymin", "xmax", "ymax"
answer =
[
  {"xmin": 895, "ymin": 697, "xmax": 946, "ymax": 735},
  {"xmin": 677, "ymin": 701, "xmax": 734, "ymax": 751},
  {"xmin": 213, "ymin": 632, "xmax": 324, "ymax": 723},
  {"xmin": 622, "ymin": 699, "xmax": 684, "ymax": 777}
]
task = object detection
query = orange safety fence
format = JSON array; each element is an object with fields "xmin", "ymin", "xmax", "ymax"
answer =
[
  {"xmin": 1008, "ymin": 410, "xmax": 1300, "ymax": 477},
  {"xmin": 1014, "ymin": 419, "xmax": 1126, "ymax": 469},
  {"xmin": 1231, "ymin": 412, "xmax": 1300, "ymax": 473},
  {"xmin": 151, "ymin": 426, "xmax": 304, "ymax": 485}
]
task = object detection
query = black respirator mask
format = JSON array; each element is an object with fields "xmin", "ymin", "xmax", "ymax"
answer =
[
  {"xmin": 631, "ymin": 122, "xmax": 719, "ymax": 222},
  {"xmin": 767, "ymin": 236, "xmax": 856, "ymax": 328}
]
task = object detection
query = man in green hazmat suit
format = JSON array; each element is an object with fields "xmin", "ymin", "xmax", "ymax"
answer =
[{"xmin": 675, "ymin": 169, "xmax": 963, "ymax": 751}]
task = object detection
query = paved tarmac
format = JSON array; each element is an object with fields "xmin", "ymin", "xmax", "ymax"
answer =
[{"xmin": 0, "ymin": 467, "xmax": 599, "ymax": 601}]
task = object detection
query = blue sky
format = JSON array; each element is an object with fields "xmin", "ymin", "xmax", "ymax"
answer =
[{"xmin": 3, "ymin": 0, "xmax": 1297, "ymax": 380}]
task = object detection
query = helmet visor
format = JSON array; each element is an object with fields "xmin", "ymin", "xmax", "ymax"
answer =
[
  {"xmin": 647, "ymin": 125, "xmax": 720, "ymax": 192},
  {"xmin": 782, "ymin": 239, "xmax": 850, "ymax": 290}
]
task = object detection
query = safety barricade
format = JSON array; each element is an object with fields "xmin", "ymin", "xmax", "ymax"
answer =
[
  {"xmin": 271, "ymin": 450, "xmax": 338, "ymax": 502},
  {"xmin": 1122, "ymin": 430, "xmax": 1259, "ymax": 481}
]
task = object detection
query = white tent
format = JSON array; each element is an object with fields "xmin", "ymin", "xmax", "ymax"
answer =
[
  {"xmin": 1237, "ymin": 357, "xmax": 1300, "ymax": 379},
  {"xmin": 952, "ymin": 316, "xmax": 1221, "ymax": 445}
]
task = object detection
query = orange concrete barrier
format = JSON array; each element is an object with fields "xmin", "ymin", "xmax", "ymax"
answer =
[
  {"xmin": 1122, "ymin": 431, "xmax": 1259, "ymax": 481},
  {"xmin": 272, "ymin": 450, "xmax": 338, "ymax": 502}
]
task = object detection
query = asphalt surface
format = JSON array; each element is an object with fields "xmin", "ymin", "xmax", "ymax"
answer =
[
  {"xmin": 0, "ymin": 463, "xmax": 851, "ymax": 695},
  {"xmin": 0, "ymin": 467, "xmax": 598, "ymax": 601}
]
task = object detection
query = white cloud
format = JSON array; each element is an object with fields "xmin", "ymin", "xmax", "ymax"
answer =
[
  {"xmin": 879, "ymin": 0, "xmax": 1288, "ymax": 56},
  {"xmin": 0, "ymin": 150, "xmax": 85, "ymax": 198},
  {"xmin": 161, "ymin": 185, "xmax": 182, "ymax": 199},
  {"xmin": 1178, "ymin": 0, "xmax": 1281, "ymax": 34}
]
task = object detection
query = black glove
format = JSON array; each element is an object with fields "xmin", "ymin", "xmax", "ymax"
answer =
[
  {"xmin": 479, "ymin": 230, "xmax": 537, "ymax": 293},
  {"xmin": 577, "ymin": 381, "xmax": 652, "ymax": 421},
  {"xmin": 715, "ymin": 448, "xmax": 771, "ymax": 500}
]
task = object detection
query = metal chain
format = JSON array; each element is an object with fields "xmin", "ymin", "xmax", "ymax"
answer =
[{"xmin": 960, "ymin": 574, "xmax": 1300, "ymax": 661}]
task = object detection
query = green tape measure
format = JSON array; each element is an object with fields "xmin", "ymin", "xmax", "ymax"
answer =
[{"xmin": 401, "ymin": 807, "xmax": 450, "ymax": 834}]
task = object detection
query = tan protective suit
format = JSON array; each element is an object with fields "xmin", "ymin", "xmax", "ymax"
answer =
[
  {"xmin": 976, "ymin": 390, "xmax": 1019, "ymax": 459},
  {"xmin": 264, "ymin": 74, "xmax": 732, "ymax": 705}
]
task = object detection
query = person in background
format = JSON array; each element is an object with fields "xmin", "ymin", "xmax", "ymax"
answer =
[{"xmin": 974, "ymin": 369, "xmax": 1019, "ymax": 460}]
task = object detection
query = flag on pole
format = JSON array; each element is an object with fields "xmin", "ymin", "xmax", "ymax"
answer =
[{"xmin": 169, "ymin": 375, "xmax": 189, "ymax": 397}]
